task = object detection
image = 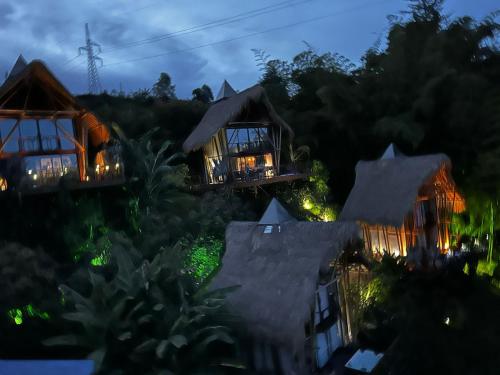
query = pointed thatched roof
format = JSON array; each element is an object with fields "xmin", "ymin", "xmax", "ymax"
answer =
[
  {"xmin": 182, "ymin": 84, "xmax": 294, "ymax": 153},
  {"xmin": 339, "ymin": 145, "xmax": 457, "ymax": 227},
  {"xmin": 211, "ymin": 219, "xmax": 359, "ymax": 354},
  {"xmin": 258, "ymin": 198, "xmax": 296, "ymax": 226},
  {"xmin": 0, "ymin": 59, "xmax": 76, "ymax": 109},
  {"xmin": 215, "ymin": 80, "xmax": 237, "ymax": 100},
  {"xmin": 7, "ymin": 54, "xmax": 28, "ymax": 80},
  {"xmin": 381, "ymin": 143, "xmax": 404, "ymax": 159},
  {"xmin": 0, "ymin": 57, "xmax": 112, "ymax": 146}
]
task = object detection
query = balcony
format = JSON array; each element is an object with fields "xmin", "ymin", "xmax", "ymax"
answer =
[
  {"xmin": 189, "ymin": 162, "xmax": 309, "ymax": 191},
  {"xmin": 14, "ymin": 162, "xmax": 125, "ymax": 194}
]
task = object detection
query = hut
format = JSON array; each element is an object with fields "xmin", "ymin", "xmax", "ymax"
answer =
[
  {"xmin": 183, "ymin": 81, "xmax": 306, "ymax": 189},
  {"xmin": 339, "ymin": 144, "xmax": 465, "ymax": 259},
  {"xmin": 0, "ymin": 55, "xmax": 123, "ymax": 193},
  {"xmin": 211, "ymin": 198, "xmax": 361, "ymax": 374}
]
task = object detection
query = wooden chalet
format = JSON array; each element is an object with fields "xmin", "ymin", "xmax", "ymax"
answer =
[
  {"xmin": 340, "ymin": 144, "xmax": 466, "ymax": 260},
  {"xmin": 183, "ymin": 81, "xmax": 306, "ymax": 189},
  {"xmin": 211, "ymin": 199, "xmax": 362, "ymax": 373},
  {"xmin": 0, "ymin": 55, "xmax": 123, "ymax": 193}
]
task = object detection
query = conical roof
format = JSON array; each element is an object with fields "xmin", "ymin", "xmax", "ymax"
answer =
[
  {"xmin": 380, "ymin": 143, "xmax": 405, "ymax": 160},
  {"xmin": 8, "ymin": 54, "xmax": 28, "ymax": 80},
  {"xmin": 258, "ymin": 198, "xmax": 296, "ymax": 226},
  {"xmin": 215, "ymin": 80, "xmax": 237, "ymax": 100}
]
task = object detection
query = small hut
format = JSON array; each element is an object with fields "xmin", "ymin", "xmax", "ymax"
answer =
[
  {"xmin": 0, "ymin": 56, "xmax": 123, "ymax": 193},
  {"xmin": 211, "ymin": 199, "xmax": 360, "ymax": 373},
  {"xmin": 183, "ymin": 81, "xmax": 306, "ymax": 189},
  {"xmin": 339, "ymin": 144, "xmax": 465, "ymax": 259}
]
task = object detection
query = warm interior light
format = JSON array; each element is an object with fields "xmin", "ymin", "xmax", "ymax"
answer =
[
  {"xmin": 105, "ymin": 165, "xmax": 110, "ymax": 171},
  {"xmin": 115, "ymin": 163, "xmax": 120, "ymax": 170},
  {"xmin": 0, "ymin": 176, "xmax": 7, "ymax": 191},
  {"xmin": 33, "ymin": 174, "xmax": 38, "ymax": 181}
]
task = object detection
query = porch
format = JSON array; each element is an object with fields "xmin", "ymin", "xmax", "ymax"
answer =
[{"xmin": 189, "ymin": 164, "xmax": 308, "ymax": 191}]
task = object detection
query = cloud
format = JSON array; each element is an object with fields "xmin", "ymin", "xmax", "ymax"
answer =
[{"xmin": 0, "ymin": 0, "xmax": 497, "ymax": 97}]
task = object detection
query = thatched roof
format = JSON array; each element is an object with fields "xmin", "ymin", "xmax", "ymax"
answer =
[
  {"xmin": 211, "ymin": 219, "xmax": 359, "ymax": 353},
  {"xmin": 258, "ymin": 198, "xmax": 296, "ymax": 225},
  {"xmin": 339, "ymin": 146, "xmax": 454, "ymax": 227},
  {"xmin": 0, "ymin": 58, "xmax": 112, "ymax": 146},
  {"xmin": 7, "ymin": 54, "xmax": 28, "ymax": 80},
  {"xmin": 215, "ymin": 80, "xmax": 237, "ymax": 100},
  {"xmin": 183, "ymin": 84, "xmax": 294, "ymax": 153},
  {"xmin": 0, "ymin": 59, "xmax": 78, "ymax": 110}
]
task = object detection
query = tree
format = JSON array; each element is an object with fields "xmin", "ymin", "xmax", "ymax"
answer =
[
  {"xmin": 192, "ymin": 84, "xmax": 214, "ymax": 103},
  {"xmin": 152, "ymin": 72, "xmax": 176, "ymax": 100}
]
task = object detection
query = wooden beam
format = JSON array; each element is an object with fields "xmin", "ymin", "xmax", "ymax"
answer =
[
  {"xmin": 0, "ymin": 149, "xmax": 79, "ymax": 159},
  {"xmin": 227, "ymin": 121, "xmax": 272, "ymax": 128},
  {"xmin": 54, "ymin": 120, "xmax": 85, "ymax": 152},
  {"xmin": 0, "ymin": 110, "xmax": 81, "ymax": 117}
]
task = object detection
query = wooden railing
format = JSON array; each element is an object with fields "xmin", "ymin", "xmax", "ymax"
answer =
[{"xmin": 189, "ymin": 162, "xmax": 309, "ymax": 189}]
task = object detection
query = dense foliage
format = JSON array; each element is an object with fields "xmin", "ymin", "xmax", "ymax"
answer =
[
  {"xmin": 359, "ymin": 255, "xmax": 500, "ymax": 375},
  {"xmin": 0, "ymin": 1, "xmax": 498, "ymax": 373}
]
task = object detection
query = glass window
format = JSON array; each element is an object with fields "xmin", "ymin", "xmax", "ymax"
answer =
[
  {"xmin": 56, "ymin": 119, "xmax": 75, "ymax": 150},
  {"xmin": 0, "ymin": 119, "xmax": 20, "ymax": 152},
  {"xmin": 248, "ymin": 128, "xmax": 258, "ymax": 143},
  {"xmin": 263, "ymin": 225, "xmax": 273, "ymax": 234},
  {"xmin": 24, "ymin": 154, "xmax": 79, "ymax": 182},
  {"xmin": 39, "ymin": 119, "xmax": 57, "ymax": 136},
  {"xmin": 237, "ymin": 129, "xmax": 248, "ymax": 144},
  {"xmin": 226, "ymin": 128, "xmax": 236, "ymax": 143},
  {"xmin": 24, "ymin": 156, "xmax": 39, "ymax": 175},
  {"xmin": 19, "ymin": 119, "xmax": 39, "ymax": 152},
  {"xmin": 61, "ymin": 154, "xmax": 77, "ymax": 170},
  {"xmin": 39, "ymin": 119, "xmax": 58, "ymax": 151}
]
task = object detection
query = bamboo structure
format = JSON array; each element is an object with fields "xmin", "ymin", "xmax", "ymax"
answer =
[
  {"xmin": 340, "ymin": 144, "xmax": 466, "ymax": 259},
  {"xmin": 183, "ymin": 82, "xmax": 305, "ymax": 190},
  {"xmin": 0, "ymin": 57, "xmax": 123, "ymax": 193}
]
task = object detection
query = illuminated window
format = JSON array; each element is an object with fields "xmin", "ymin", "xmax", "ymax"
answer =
[
  {"xmin": 263, "ymin": 225, "xmax": 273, "ymax": 234},
  {"xmin": 25, "ymin": 154, "xmax": 78, "ymax": 181}
]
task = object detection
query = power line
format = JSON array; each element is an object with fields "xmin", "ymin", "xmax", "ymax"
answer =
[
  {"xmin": 102, "ymin": 0, "xmax": 395, "ymax": 68},
  {"xmin": 102, "ymin": 0, "xmax": 312, "ymax": 54},
  {"xmin": 56, "ymin": 0, "xmax": 309, "ymax": 69},
  {"xmin": 62, "ymin": 55, "xmax": 81, "ymax": 66}
]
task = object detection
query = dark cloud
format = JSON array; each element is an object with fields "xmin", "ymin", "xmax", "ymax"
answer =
[
  {"xmin": 0, "ymin": 3, "xmax": 14, "ymax": 28},
  {"xmin": 0, "ymin": 0, "xmax": 497, "ymax": 97}
]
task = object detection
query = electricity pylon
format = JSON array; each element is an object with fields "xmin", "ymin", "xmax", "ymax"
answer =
[{"xmin": 79, "ymin": 23, "xmax": 103, "ymax": 94}]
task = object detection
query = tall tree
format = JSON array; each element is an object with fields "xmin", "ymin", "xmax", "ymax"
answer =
[
  {"xmin": 191, "ymin": 84, "xmax": 214, "ymax": 103},
  {"xmin": 152, "ymin": 72, "xmax": 176, "ymax": 100}
]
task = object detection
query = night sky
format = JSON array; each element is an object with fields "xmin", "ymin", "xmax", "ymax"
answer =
[{"xmin": 0, "ymin": 0, "xmax": 497, "ymax": 97}]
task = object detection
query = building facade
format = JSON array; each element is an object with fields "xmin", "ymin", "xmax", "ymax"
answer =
[
  {"xmin": 340, "ymin": 144, "xmax": 465, "ymax": 260},
  {"xmin": 211, "ymin": 199, "xmax": 362, "ymax": 373},
  {"xmin": 0, "ymin": 56, "xmax": 123, "ymax": 193},
  {"xmin": 183, "ymin": 81, "xmax": 306, "ymax": 189}
]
